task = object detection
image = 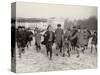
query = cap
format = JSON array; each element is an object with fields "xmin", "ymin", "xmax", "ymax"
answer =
[{"xmin": 57, "ymin": 24, "xmax": 61, "ymax": 27}]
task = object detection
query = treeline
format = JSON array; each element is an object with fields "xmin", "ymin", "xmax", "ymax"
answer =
[
  {"xmin": 64, "ymin": 16, "xmax": 97, "ymax": 30},
  {"xmin": 11, "ymin": 18, "xmax": 47, "ymax": 23},
  {"xmin": 16, "ymin": 18, "xmax": 47, "ymax": 23}
]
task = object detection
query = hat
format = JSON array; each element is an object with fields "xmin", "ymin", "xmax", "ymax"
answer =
[
  {"xmin": 18, "ymin": 26, "xmax": 22, "ymax": 29},
  {"xmin": 57, "ymin": 24, "xmax": 61, "ymax": 27},
  {"xmin": 73, "ymin": 26, "xmax": 76, "ymax": 28},
  {"xmin": 21, "ymin": 26, "xmax": 25, "ymax": 28},
  {"xmin": 47, "ymin": 25, "xmax": 51, "ymax": 30}
]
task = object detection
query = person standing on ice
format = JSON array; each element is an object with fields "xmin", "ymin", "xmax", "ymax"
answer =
[
  {"xmin": 34, "ymin": 27, "xmax": 44, "ymax": 52},
  {"xmin": 70, "ymin": 27, "xmax": 82, "ymax": 58},
  {"xmin": 63, "ymin": 28, "xmax": 71, "ymax": 57},
  {"xmin": 55, "ymin": 24, "xmax": 64, "ymax": 56},
  {"xmin": 91, "ymin": 31, "xmax": 97, "ymax": 53},
  {"xmin": 41, "ymin": 25, "xmax": 55, "ymax": 60}
]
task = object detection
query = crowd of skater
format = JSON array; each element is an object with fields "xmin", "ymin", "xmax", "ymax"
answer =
[{"xmin": 12, "ymin": 24, "xmax": 97, "ymax": 60}]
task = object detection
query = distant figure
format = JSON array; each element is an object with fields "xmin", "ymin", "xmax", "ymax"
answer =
[
  {"xmin": 55, "ymin": 24, "xmax": 64, "ymax": 56},
  {"xmin": 16, "ymin": 26, "xmax": 26, "ymax": 58},
  {"xmin": 34, "ymin": 27, "xmax": 44, "ymax": 52},
  {"xmin": 41, "ymin": 25, "xmax": 55, "ymax": 60},
  {"xmin": 81, "ymin": 27, "xmax": 91, "ymax": 53},
  {"xmin": 63, "ymin": 28, "xmax": 71, "ymax": 57},
  {"xmin": 70, "ymin": 26, "xmax": 78, "ymax": 51},
  {"xmin": 70, "ymin": 26, "xmax": 81, "ymax": 58},
  {"xmin": 91, "ymin": 31, "xmax": 97, "ymax": 53},
  {"xmin": 26, "ymin": 28, "xmax": 33, "ymax": 48}
]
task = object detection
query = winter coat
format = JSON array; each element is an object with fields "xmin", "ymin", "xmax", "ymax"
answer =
[{"xmin": 41, "ymin": 31, "xmax": 55, "ymax": 45}]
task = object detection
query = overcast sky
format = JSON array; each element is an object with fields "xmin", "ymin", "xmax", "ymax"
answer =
[{"xmin": 14, "ymin": 2, "xmax": 97, "ymax": 20}]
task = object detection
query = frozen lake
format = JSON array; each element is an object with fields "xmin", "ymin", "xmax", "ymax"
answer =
[{"xmin": 15, "ymin": 37, "xmax": 97, "ymax": 73}]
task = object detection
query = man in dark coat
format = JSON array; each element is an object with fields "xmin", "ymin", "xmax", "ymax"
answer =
[
  {"xmin": 41, "ymin": 25, "xmax": 55, "ymax": 60},
  {"xmin": 55, "ymin": 24, "xmax": 64, "ymax": 56},
  {"xmin": 16, "ymin": 26, "xmax": 26, "ymax": 58},
  {"xmin": 70, "ymin": 26, "xmax": 78, "ymax": 51},
  {"xmin": 70, "ymin": 26, "xmax": 80, "ymax": 57},
  {"xmin": 26, "ymin": 28, "xmax": 33, "ymax": 48}
]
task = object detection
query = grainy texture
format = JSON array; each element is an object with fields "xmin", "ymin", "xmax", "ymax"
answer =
[{"xmin": 16, "ymin": 38, "xmax": 97, "ymax": 73}]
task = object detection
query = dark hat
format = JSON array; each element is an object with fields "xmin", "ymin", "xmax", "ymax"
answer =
[
  {"xmin": 57, "ymin": 24, "xmax": 61, "ymax": 27},
  {"xmin": 18, "ymin": 26, "xmax": 22, "ymax": 29},
  {"xmin": 73, "ymin": 26, "xmax": 76, "ymax": 28},
  {"xmin": 47, "ymin": 25, "xmax": 51, "ymax": 30},
  {"xmin": 94, "ymin": 31, "xmax": 97, "ymax": 34},
  {"xmin": 22, "ymin": 26, "xmax": 25, "ymax": 28}
]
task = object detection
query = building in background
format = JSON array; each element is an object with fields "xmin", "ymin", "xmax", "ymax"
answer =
[{"xmin": 47, "ymin": 17, "xmax": 65, "ymax": 30}]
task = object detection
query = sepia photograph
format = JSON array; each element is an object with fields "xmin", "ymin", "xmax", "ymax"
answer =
[{"xmin": 11, "ymin": 2, "xmax": 97, "ymax": 73}]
